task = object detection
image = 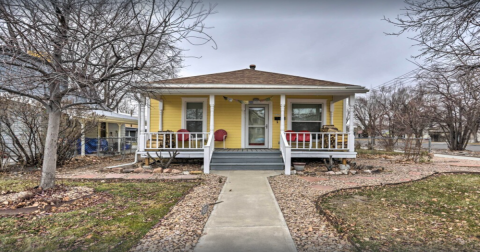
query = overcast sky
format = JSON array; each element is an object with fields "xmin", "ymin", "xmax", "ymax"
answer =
[{"xmin": 178, "ymin": 0, "xmax": 420, "ymax": 89}]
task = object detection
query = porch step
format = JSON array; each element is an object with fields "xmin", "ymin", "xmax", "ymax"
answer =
[{"xmin": 210, "ymin": 150, "xmax": 284, "ymax": 170}]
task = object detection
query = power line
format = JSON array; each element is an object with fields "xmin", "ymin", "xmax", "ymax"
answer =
[{"xmin": 371, "ymin": 68, "xmax": 420, "ymax": 91}]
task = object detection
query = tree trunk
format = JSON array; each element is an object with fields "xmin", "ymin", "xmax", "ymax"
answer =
[{"xmin": 40, "ymin": 109, "xmax": 62, "ymax": 189}]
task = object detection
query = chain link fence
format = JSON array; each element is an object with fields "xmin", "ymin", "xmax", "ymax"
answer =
[{"xmin": 355, "ymin": 137, "xmax": 432, "ymax": 154}]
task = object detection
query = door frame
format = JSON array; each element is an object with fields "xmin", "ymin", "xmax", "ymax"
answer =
[{"xmin": 241, "ymin": 102, "xmax": 273, "ymax": 148}]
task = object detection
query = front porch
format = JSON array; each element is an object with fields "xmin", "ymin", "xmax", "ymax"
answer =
[{"xmin": 137, "ymin": 122, "xmax": 357, "ymax": 175}]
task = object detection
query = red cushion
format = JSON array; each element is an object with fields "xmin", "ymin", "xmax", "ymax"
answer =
[
  {"xmin": 214, "ymin": 129, "xmax": 227, "ymax": 141},
  {"xmin": 298, "ymin": 130, "xmax": 310, "ymax": 142},
  {"xmin": 177, "ymin": 129, "xmax": 190, "ymax": 141},
  {"xmin": 285, "ymin": 130, "xmax": 296, "ymax": 141}
]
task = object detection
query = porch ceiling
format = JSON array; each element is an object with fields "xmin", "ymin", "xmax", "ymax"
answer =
[{"xmin": 93, "ymin": 110, "xmax": 137, "ymax": 124}]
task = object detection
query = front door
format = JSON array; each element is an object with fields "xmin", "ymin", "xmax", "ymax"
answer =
[{"xmin": 246, "ymin": 105, "xmax": 269, "ymax": 148}]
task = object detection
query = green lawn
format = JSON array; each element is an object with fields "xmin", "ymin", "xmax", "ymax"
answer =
[
  {"xmin": 321, "ymin": 174, "xmax": 480, "ymax": 251},
  {"xmin": 0, "ymin": 179, "xmax": 197, "ymax": 252}
]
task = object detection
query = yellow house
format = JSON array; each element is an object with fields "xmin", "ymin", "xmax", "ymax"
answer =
[{"xmin": 137, "ymin": 65, "xmax": 368, "ymax": 174}]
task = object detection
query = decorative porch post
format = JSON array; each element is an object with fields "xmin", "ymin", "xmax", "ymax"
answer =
[
  {"xmin": 330, "ymin": 101, "xmax": 334, "ymax": 125},
  {"xmin": 159, "ymin": 100, "xmax": 164, "ymax": 131},
  {"xmin": 209, "ymin": 95, "xmax": 215, "ymax": 133},
  {"xmin": 117, "ymin": 123, "xmax": 123, "ymax": 153},
  {"xmin": 349, "ymin": 94, "xmax": 356, "ymax": 152},
  {"xmin": 146, "ymin": 97, "xmax": 151, "ymax": 133},
  {"xmin": 280, "ymin": 94, "xmax": 285, "ymax": 132},
  {"xmin": 281, "ymin": 94, "xmax": 291, "ymax": 175},
  {"xmin": 81, "ymin": 121, "xmax": 86, "ymax": 156},
  {"xmin": 138, "ymin": 96, "xmax": 146, "ymax": 152}
]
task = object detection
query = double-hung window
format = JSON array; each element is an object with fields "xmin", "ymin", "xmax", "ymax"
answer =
[
  {"xmin": 186, "ymin": 102, "xmax": 203, "ymax": 132},
  {"xmin": 291, "ymin": 103, "xmax": 323, "ymax": 132},
  {"xmin": 182, "ymin": 98, "xmax": 207, "ymax": 133}
]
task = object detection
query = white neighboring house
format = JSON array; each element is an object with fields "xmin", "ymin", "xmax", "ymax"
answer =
[
  {"xmin": 0, "ymin": 51, "xmax": 138, "ymax": 159},
  {"xmin": 80, "ymin": 110, "xmax": 138, "ymax": 156}
]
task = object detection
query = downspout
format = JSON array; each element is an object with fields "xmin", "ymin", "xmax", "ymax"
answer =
[{"xmin": 105, "ymin": 150, "xmax": 139, "ymax": 169}]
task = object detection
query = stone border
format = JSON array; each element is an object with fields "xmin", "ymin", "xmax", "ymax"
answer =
[{"xmin": 314, "ymin": 171, "xmax": 480, "ymax": 250}]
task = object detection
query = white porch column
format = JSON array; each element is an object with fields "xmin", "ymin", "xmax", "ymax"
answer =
[
  {"xmin": 146, "ymin": 97, "xmax": 151, "ymax": 133},
  {"xmin": 138, "ymin": 96, "xmax": 146, "ymax": 152},
  {"xmin": 117, "ymin": 123, "xmax": 123, "ymax": 152},
  {"xmin": 209, "ymin": 95, "xmax": 215, "ymax": 133},
  {"xmin": 280, "ymin": 94, "xmax": 286, "ymax": 132},
  {"xmin": 330, "ymin": 101, "xmax": 334, "ymax": 125},
  {"xmin": 97, "ymin": 123, "xmax": 101, "ymax": 153},
  {"xmin": 159, "ymin": 100, "xmax": 164, "ymax": 131},
  {"xmin": 81, "ymin": 121, "xmax": 86, "ymax": 156},
  {"xmin": 349, "ymin": 94, "xmax": 356, "ymax": 152}
]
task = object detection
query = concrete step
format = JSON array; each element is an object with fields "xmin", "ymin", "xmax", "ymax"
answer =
[
  {"xmin": 211, "ymin": 156, "xmax": 283, "ymax": 163},
  {"xmin": 212, "ymin": 152, "xmax": 281, "ymax": 157},
  {"xmin": 210, "ymin": 163, "xmax": 284, "ymax": 170}
]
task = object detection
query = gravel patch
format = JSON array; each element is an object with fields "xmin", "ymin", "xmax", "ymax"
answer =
[
  {"xmin": 268, "ymin": 156, "xmax": 480, "ymax": 252},
  {"xmin": 131, "ymin": 174, "xmax": 225, "ymax": 252},
  {"xmin": 0, "ymin": 186, "xmax": 93, "ymax": 205}
]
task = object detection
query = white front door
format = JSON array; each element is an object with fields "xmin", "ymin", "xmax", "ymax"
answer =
[{"xmin": 246, "ymin": 105, "xmax": 269, "ymax": 148}]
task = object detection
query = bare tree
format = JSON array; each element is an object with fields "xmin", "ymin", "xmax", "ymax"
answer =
[
  {"xmin": 0, "ymin": 95, "xmax": 98, "ymax": 168},
  {"xmin": 0, "ymin": 0, "xmax": 215, "ymax": 188},
  {"xmin": 393, "ymin": 86, "xmax": 433, "ymax": 139},
  {"xmin": 354, "ymin": 90, "xmax": 382, "ymax": 147},
  {"xmin": 385, "ymin": 0, "xmax": 480, "ymax": 70},
  {"xmin": 417, "ymin": 68, "xmax": 480, "ymax": 150}
]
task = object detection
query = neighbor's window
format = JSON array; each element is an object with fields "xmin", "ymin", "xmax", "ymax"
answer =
[
  {"xmin": 185, "ymin": 102, "xmax": 203, "ymax": 132},
  {"xmin": 291, "ymin": 104, "xmax": 322, "ymax": 132}
]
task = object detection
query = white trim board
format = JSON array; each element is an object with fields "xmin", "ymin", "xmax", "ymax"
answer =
[
  {"xmin": 241, "ymin": 101, "xmax": 273, "ymax": 148},
  {"xmin": 287, "ymin": 99, "xmax": 327, "ymax": 130},
  {"xmin": 181, "ymin": 97, "xmax": 208, "ymax": 132}
]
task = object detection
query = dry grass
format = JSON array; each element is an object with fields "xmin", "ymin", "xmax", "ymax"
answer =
[
  {"xmin": 321, "ymin": 174, "xmax": 480, "ymax": 251},
  {"xmin": 0, "ymin": 179, "xmax": 197, "ymax": 252}
]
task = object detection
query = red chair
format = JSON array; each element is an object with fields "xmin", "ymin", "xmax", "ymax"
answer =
[
  {"xmin": 214, "ymin": 129, "xmax": 228, "ymax": 149},
  {"xmin": 298, "ymin": 130, "xmax": 311, "ymax": 148},
  {"xmin": 177, "ymin": 129, "xmax": 190, "ymax": 141},
  {"xmin": 285, "ymin": 130, "xmax": 296, "ymax": 142}
]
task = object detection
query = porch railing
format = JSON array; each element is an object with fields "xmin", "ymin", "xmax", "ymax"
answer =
[
  {"xmin": 203, "ymin": 132, "xmax": 214, "ymax": 174},
  {"xmin": 279, "ymin": 131, "xmax": 291, "ymax": 175},
  {"xmin": 142, "ymin": 132, "xmax": 211, "ymax": 150},
  {"xmin": 283, "ymin": 132, "xmax": 351, "ymax": 151}
]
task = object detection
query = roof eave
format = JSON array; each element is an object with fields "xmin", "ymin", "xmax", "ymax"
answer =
[{"xmin": 138, "ymin": 86, "xmax": 368, "ymax": 96}]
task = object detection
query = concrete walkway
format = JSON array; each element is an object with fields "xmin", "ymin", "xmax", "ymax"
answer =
[{"xmin": 194, "ymin": 170, "xmax": 297, "ymax": 252}]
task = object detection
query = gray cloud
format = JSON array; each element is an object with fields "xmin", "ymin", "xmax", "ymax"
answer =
[{"xmin": 179, "ymin": 0, "xmax": 419, "ymax": 88}]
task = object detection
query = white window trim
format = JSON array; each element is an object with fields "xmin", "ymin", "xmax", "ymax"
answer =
[
  {"xmin": 181, "ymin": 97, "xmax": 208, "ymax": 132},
  {"xmin": 287, "ymin": 99, "xmax": 327, "ymax": 131}
]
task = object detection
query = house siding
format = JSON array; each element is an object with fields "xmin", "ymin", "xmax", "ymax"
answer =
[{"xmin": 149, "ymin": 95, "xmax": 345, "ymax": 149}]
